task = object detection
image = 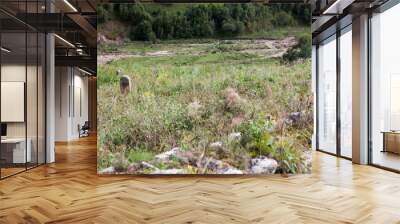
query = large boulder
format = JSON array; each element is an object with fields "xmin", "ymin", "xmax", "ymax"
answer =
[{"xmin": 250, "ymin": 157, "xmax": 278, "ymax": 174}]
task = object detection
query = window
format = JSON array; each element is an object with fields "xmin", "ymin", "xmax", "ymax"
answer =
[
  {"xmin": 370, "ymin": 3, "xmax": 400, "ymax": 171},
  {"xmin": 0, "ymin": 2, "xmax": 46, "ymax": 179},
  {"xmin": 318, "ymin": 35, "xmax": 337, "ymax": 154},
  {"xmin": 340, "ymin": 26, "xmax": 352, "ymax": 158}
]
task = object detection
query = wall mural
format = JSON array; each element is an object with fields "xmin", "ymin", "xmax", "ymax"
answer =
[{"xmin": 97, "ymin": 3, "xmax": 312, "ymax": 175}]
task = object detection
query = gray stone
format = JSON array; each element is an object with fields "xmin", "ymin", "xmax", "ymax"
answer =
[
  {"xmin": 155, "ymin": 147, "xmax": 197, "ymax": 166},
  {"xmin": 289, "ymin": 112, "xmax": 301, "ymax": 123},
  {"xmin": 151, "ymin": 169, "xmax": 188, "ymax": 174},
  {"xmin": 209, "ymin": 142, "xmax": 223, "ymax": 150},
  {"xmin": 209, "ymin": 142, "xmax": 228, "ymax": 159},
  {"xmin": 155, "ymin": 147, "xmax": 181, "ymax": 161},
  {"xmin": 217, "ymin": 167, "xmax": 243, "ymax": 175},
  {"xmin": 250, "ymin": 157, "xmax": 278, "ymax": 174},
  {"xmin": 98, "ymin": 167, "xmax": 115, "ymax": 174},
  {"xmin": 141, "ymin": 161, "xmax": 158, "ymax": 171},
  {"xmin": 228, "ymin": 132, "xmax": 241, "ymax": 141},
  {"xmin": 120, "ymin": 75, "xmax": 132, "ymax": 95},
  {"xmin": 201, "ymin": 157, "xmax": 224, "ymax": 172},
  {"xmin": 126, "ymin": 163, "xmax": 140, "ymax": 174}
]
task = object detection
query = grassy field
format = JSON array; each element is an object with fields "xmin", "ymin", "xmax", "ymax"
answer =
[{"xmin": 97, "ymin": 39, "xmax": 312, "ymax": 174}]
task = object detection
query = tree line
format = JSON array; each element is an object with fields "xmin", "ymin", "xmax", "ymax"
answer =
[{"xmin": 98, "ymin": 3, "xmax": 311, "ymax": 41}]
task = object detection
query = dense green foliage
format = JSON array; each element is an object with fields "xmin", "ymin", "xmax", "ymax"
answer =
[
  {"xmin": 283, "ymin": 34, "xmax": 312, "ymax": 61},
  {"xmin": 98, "ymin": 3, "xmax": 310, "ymax": 41}
]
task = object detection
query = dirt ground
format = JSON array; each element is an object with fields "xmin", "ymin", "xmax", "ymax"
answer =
[{"xmin": 97, "ymin": 37, "xmax": 297, "ymax": 65}]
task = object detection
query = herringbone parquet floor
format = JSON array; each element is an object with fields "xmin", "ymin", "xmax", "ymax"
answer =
[{"xmin": 1, "ymin": 135, "xmax": 400, "ymax": 224}]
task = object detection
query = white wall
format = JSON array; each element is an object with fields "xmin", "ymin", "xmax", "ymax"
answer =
[
  {"xmin": 1, "ymin": 63, "xmax": 46, "ymax": 164},
  {"xmin": 55, "ymin": 67, "xmax": 89, "ymax": 141},
  {"xmin": 55, "ymin": 66, "xmax": 70, "ymax": 141}
]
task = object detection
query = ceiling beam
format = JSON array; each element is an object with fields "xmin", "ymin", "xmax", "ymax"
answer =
[
  {"xmin": 55, "ymin": 55, "xmax": 97, "ymax": 74},
  {"xmin": 67, "ymin": 13, "xmax": 97, "ymax": 47},
  {"xmin": 98, "ymin": 0, "xmax": 309, "ymax": 3}
]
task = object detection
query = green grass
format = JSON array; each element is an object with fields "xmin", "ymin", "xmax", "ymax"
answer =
[
  {"xmin": 97, "ymin": 41, "xmax": 312, "ymax": 174},
  {"xmin": 237, "ymin": 26, "xmax": 309, "ymax": 39},
  {"xmin": 98, "ymin": 25, "xmax": 309, "ymax": 55},
  {"xmin": 127, "ymin": 150, "xmax": 155, "ymax": 163}
]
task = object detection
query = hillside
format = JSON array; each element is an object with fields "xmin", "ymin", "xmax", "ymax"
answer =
[{"xmin": 97, "ymin": 3, "xmax": 311, "ymax": 41}]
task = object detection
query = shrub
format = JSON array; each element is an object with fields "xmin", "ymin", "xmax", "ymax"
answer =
[
  {"xmin": 238, "ymin": 117, "xmax": 274, "ymax": 156},
  {"xmin": 97, "ymin": 6, "xmax": 110, "ymax": 24},
  {"xmin": 235, "ymin": 21, "xmax": 245, "ymax": 34},
  {"xmin": 222, "ymin": 20, "xmax": 236, "ymax": 35},
  {"xmin": 272, "ymin": 11, "xmax": 295, "ymax": 27},
  {"xmin": 271, "ymin": 138, "xmax": 305, "ymax": 174},
  {"xmin": 282, "ymin": 34, "xmax": 311, "ymax": 62},
  {"xmin": 101, "ymin": 3, "xmax": 307, "ymax": 40},
  {"xmin": 97, "ymin": 148, "xmax": 114, "ymax": 169},
  {"xmin": 130, "ymin": 20, "xmax": 156, "ymax": 42}
]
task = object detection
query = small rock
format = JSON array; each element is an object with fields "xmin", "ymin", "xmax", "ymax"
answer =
[
  {"xmin": 201, "ymin": 157, "xmax": 224, "ymax": 172},
  {"xmin": 98, "ymin": 167, "xmax": 115, "ymax": 174},
  {"xmin": 286, "ymin": 112, "xmax": 302, "ymax": 126},
  {"xmin": 218, "ymin": 167, "xmax": 243, "ymax": 175},
  {"xmin": 155, "ymin": 147, "xmax": 181, "ymax": 161},
  {"xmin": 155, "ymin": 148, "xmax": 197, "ymax": 166},
  {"xmin": 228, "ymin": 132, "xmax": 241, "ymax": 141},
  {"xmin": 141, "ymin": 161, "xmax": 158, "ymax": 171},
  {"xmin": 209, "ymin": 142, "xmax": 223, "ymax": 150},
  {"xmin": 151, "ymin": 169, "xmax": 187, "ymax": 174},
  {"xmin": 250, "ymin": 157, "xmax": 278, "ymax": 174},
  {"xmin": 176, "ymin": 151, "xmax": 195, "ymax": 165},
  {"xmin": 209, "ymin": 142, "xmax": 226, "ymax": 158},
  {"xmin": 126, "ymin": 163, "xmax": 140, "ymax": 174}
]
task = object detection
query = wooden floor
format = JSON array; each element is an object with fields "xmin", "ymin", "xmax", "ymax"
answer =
[
  {"xmin": 1, "ymin": 136, "xmax": 400, "ymax": 224},
  {"xmin": 0, "ymin": 167, "xmax": 26, "ymax": 178},
  {"xmin": 372, "ymin": 150, "xmax": 400, "ymax": 171}
]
